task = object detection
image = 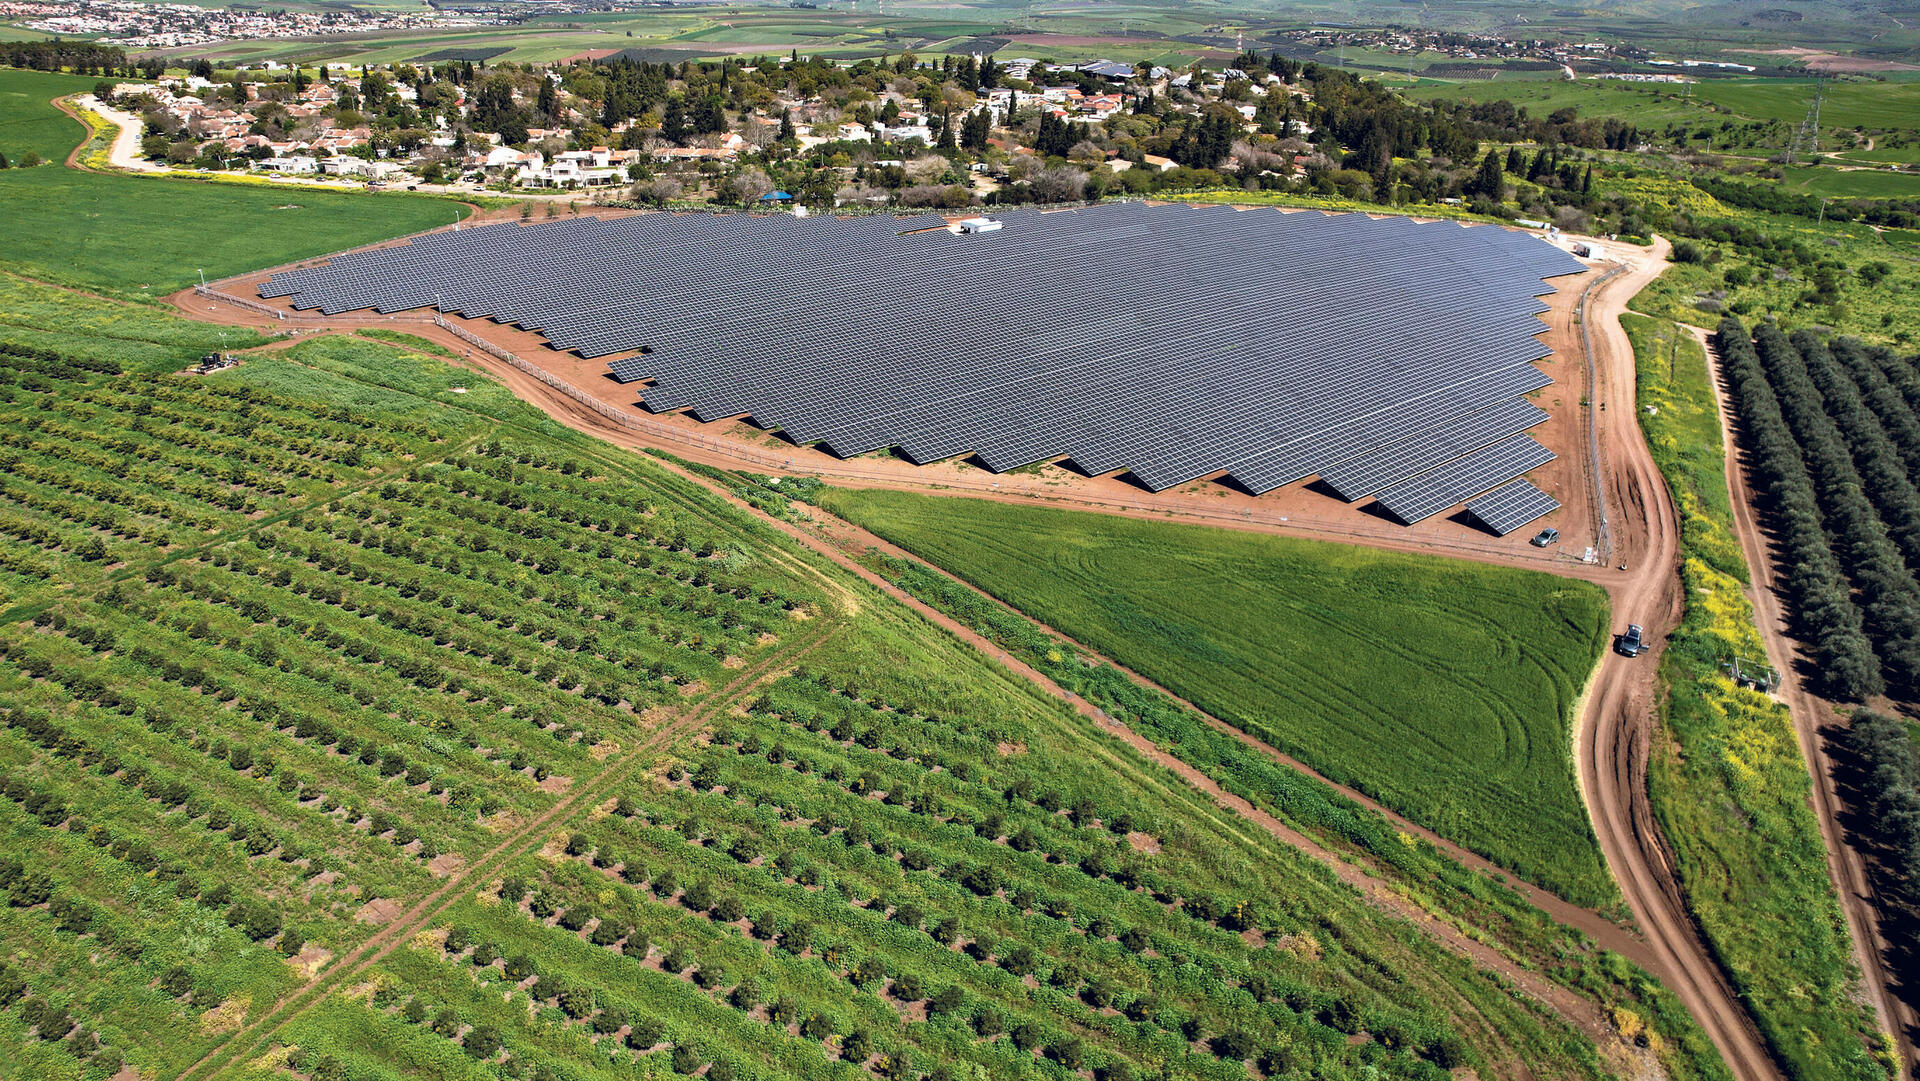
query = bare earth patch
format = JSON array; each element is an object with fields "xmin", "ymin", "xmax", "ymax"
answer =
[
  {"xmin": 538, "ymin": 774, "xmax": 573, "ymax": 794},
  {"xmin": 354, "ymin": 897, "xmax": 404, "ymax": 926},
  {"xmin": 1126, "ymin": 831, "xmax": 1161, "ymax": 854},
  {"xmin": 428, "ymin": 852, "xmax": 464, "ymax": 877},
  {"xmin": 996, "ymin": 741, "xmax": 1027, "ymax": 757},
  {"xmin": 286, "ymin": 943, "xmax": 334, "ymax": 979}
]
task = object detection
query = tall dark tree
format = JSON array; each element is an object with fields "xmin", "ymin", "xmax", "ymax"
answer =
[
  {"xmin": 1469, "ymin": 148, "xmax": 1505, "ymax": 200},
  {"xmin": 662, "ymin": 96, "xmax": 689, "ymax": 145},
  {"xmin": 960, "ymin": 108, "xmax": 991, "ymax": 152}
]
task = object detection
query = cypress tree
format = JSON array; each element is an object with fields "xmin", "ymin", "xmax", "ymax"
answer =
[{"xmin": 1471, "ymin": 149, "xmax": 1505, "ymax": 200}]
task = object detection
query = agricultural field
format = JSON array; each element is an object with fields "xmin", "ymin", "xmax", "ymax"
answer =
[
  {"xmin": 0, "ymin": 69, "xmax": 469, "ymax": 299},
  {"xmin": 1402, "ymin": 78, "xmax": 1761, "ymax": 133},
  {"xmin": 1773, "ymin": 165, "xmax": 1920, "ymax": 200},
  {"xmin": 811, "ymin": 489, "xmax": 1614, "ymax": 906},
  {"xmin": 0, "ymin": 68, "xmax": 95, "ymax": 162},
  {"xmin": 0, "ymin": 278, "xmax": 1697, "ymax": 1081},
  {"xmin": 1625, "ymin": 313, "xmax": 1894, "ymax": 1081}
]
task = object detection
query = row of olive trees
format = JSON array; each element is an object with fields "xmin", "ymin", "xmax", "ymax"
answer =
[
  {"xmin": 1715, "ymin": 318, "xmax": 1882, "ymax": 699},
  {"xmin": 1752, "ymin": 324, "xmax": 1920, "ymax": 695}
]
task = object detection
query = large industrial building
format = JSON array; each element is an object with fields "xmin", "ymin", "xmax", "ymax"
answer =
[{"xmin": 260, "ymin": 203, "xmax": 1586, "ymax": 533}]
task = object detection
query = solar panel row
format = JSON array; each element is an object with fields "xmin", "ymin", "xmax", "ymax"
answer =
[
  {"xmin": 260, "ymin": 204, "xmax": 1583, "ymax": 515},
  {"xmin": 1465, "ymin": 479, "xmax": 1562, "ymax": 536},
  {"xmin": 1372, "ymin": 433, "xmax": 1557, "ymax": 525}
]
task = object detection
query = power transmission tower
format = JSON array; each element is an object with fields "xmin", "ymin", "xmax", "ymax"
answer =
[{"xmin": 1787, "ymin": 79, "xmax": 1823, "ymax": 162}]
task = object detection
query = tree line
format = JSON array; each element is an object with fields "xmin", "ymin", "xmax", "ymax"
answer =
[
  {"xmin": 1715, "ymin": 318, "xmax": 1883, "ymax": 699},
  {"xmin": 0, "ymin": 41, "xmax": 135, "ymax": 76}
]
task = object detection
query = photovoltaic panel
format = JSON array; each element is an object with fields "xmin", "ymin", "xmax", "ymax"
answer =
[
  {"xmin": 1371, "ymin": 433, "xmax": 1556, "ymax": 525},
  {"xmin": 1465, "ymin": 479, "xmax": 1562, "ymax": 536},
  {"xmin": 261, "ymin": 204, "xmax": 1584, "ymax": 506}
]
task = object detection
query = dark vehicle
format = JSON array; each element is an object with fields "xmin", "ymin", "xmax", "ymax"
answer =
[
  {"xmin": 1530, "ymin": 527, "xmax": 1560, "ymax": 547},
  {"xmin": 1615, "ymin": 624, "xmax": 1646, "ymax": 657}
]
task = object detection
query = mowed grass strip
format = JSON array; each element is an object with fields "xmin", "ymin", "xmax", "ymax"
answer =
[
  {"xmin": 0, "ymin": 69, "xmax": 469, "ymax": 298},
  {"xmin": 816, "ymin": 488, "xmax": 1616, "ymax": 905}
]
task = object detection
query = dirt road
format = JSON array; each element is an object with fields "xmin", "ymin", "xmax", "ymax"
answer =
[
  {"xmin": 56, "ymin": 94, "xmax": 164, "ymax": 173},
  {"xmin": 1572, "ymin": 238, "xmax": 1784, "ymax": 1081},
  {"xmin": 1695, "ymin": 327, "xmax": 1917, "ymax": 1078}
]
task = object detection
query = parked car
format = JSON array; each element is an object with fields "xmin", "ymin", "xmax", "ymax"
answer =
[
  {"xmin": 1530, "ymin": 527, "xmax": 1560, "ymax": 547},
  {"xmin": 1615, "ymin": 624, "xmax": 1646, "ymax": 657}
]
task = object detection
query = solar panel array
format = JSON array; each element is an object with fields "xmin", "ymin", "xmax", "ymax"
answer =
[
  {"xmin": 261, "ymin": 204, "xmax": 1583, "ymax": 515},
  {"xmin": 1465, "ymin": 480, "xmax": 1562, "ymax": 536}
]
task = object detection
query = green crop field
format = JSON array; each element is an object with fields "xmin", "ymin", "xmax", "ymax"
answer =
[
  {"xmin": 1688, "ymin": 78, "xmax": 1920, "ymax": 130},
  {"xmin": 0, "ymin": 70, "xmax": 469, "ymax": 298},
  {"xmin": 0, "ymin": 69, "xmax": 94, "ymax": 162},
  {"xmin": 1399, "ymin": 76, "xmax": 1920, "ymax": 154},
  {"xmin": 812, "ymin": 489, "xmax": 1615, "ymax": 906},
  {"xmin": 1401, "ymin": 78, "xmax": 1742, "ymax": 130}
]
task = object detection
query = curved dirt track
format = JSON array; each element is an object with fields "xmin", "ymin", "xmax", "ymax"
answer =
[
  {"xmin": 1572, "ymin": 238, "xmax": 1781, "ymax": 1081},
  {"xmin": 168, "ymin": 239, "xmax": 1791, "ymax": 1081},
  {"xmin": 1695, "ymin": 327, "xmax": 1917, "ymax": 1077}
]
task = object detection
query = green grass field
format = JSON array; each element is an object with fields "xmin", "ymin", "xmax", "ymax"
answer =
[
  {"xmin": 1689, "ymin": 78, "xmax": 1920, "ymax": 129},
  {"xmin": 0, "ymin": 69, "xmax": 468, "ymax": 298},
  {"xmin": 0, "ymin": 68, "xmax": 95, "ymax": 163},
  {"xmin": 812, "ymin": 489, "xmax": 1615, "ymax": 905},
  {"xmin": 1402, "ymin": 78, "xmax": 1745, "ymax": 130},
  {"xmin": 1400, "ymin": 76, "xmax": 1920, "ymax": 152},
  {"xmin": 1776, "ymin": 165, "xmax": 1920, "ymax": 200}
]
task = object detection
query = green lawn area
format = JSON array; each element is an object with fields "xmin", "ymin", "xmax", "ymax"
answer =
[
  {"xmin": 0, "ymin": 68, "xmax": 468, "ymax": 297},
  {"xmin": 814, "ymin": 488, "xmax": 1616, "ymax": 905}
]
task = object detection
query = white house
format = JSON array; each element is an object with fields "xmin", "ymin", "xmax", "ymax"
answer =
[{"xmin": 262, "ymin": 154, "xmax": 318, "ymax": 174}]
